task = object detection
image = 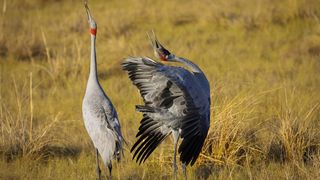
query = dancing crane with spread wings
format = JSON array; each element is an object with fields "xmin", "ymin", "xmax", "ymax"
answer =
[{"xmin": 122, "ymin": 33, "xmax": 211, "ymax": 179}]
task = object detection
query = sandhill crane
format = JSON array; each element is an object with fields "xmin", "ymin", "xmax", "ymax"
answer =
[
  {"xmin": 82, "ymin": 2, "xmax": 124, "ymax": 179},
  {"xmin": 122, "ymin": 33, "xmax": 210, "ymax": 179}
]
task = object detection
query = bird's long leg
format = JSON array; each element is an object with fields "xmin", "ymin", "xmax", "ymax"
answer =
[
  {"xmin": 172, "ymin": 130, "xmax": 179, "ymax": 180},
  {"xmin": 116, "ymin": 161, "xmax": 120, "ymax": 180},
  {"xmin": 108, "ymin": 163, "xmax": 112, "ymax": 180},
  {"xmin": 182, "ymin": 162, "xmax": 187, "ymax": 180},
  {"xmin": 96, "ymin": 149, "xmax": 102, "ymax": 180}
]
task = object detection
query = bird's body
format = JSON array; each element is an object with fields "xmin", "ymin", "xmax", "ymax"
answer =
[
  {"xmin": 123, "ymin": 38, "xmax": 210, "ymax": 178},
  {"xmin": 82, "ymin": 2, "xmax": 123, "ymax": 179},
  {"xmin": 82, "ymin": 81, "xmax": 123, "ymax": 166}
]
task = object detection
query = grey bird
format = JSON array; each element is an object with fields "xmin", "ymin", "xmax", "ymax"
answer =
[
  {"xmin": 82, "ymin": 2, "xmax": 124, "ymax": 179},
  {"xmin": 122, "ymin": 33, "xmax": 210, "ymax": 179}
]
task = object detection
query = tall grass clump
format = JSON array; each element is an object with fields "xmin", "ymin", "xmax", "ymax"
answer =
[
  {"xmin": 0, "ymin": 73, "xmax": 64, "ymax": 161},
  {"xmin": 267, "ymin": 89, "xmax": 320, "ymax": 163},
  {"xmin": 201, "ymin": 93, "xmax": 263, "ymax": 167},
  {"xmin": 197, "ymin": 88, "xmax": 320, "ymax": 178}
]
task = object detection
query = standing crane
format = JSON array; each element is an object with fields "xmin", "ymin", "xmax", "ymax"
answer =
[
  {"xmin": 122, "ymin": 33, "xmax": 210, "ymax": 179},
  {"xmin": 82, "ymin": 2, "xmax": 124, "ymax": 179}
]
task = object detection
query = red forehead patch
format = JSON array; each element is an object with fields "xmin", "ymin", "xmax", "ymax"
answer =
[{"xmin": 90, "ymin": 28, "xmax": 97, "ymax": 36}]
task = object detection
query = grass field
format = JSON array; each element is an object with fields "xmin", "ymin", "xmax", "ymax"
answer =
[{"xmin": 1, "ymin": 0, "xmax": 320, "ymax": 179}]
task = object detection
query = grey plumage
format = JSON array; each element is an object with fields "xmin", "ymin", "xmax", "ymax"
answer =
[
  {"xmin": 82, "ymin": 2, "xmax": 123, "ymax": 179},
  {"xmin": 122, "ymin": 38, "xmax": 210, "ymax": 179},
  {"xmin": 82, "ymin": 85, "xmax": 124, "ymax": 165}
]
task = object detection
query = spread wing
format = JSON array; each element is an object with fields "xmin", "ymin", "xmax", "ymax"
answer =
[{"xmin": 122, "ymin": 57, "xmax": 210, "ymax": 166}]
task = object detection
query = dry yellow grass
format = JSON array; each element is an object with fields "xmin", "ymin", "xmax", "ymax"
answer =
[{"xmin": 0, "ymin": 0, "xmax": 320, "ymax": 179}]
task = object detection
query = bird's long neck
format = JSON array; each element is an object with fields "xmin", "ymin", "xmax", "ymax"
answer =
[
  {"xmin": 89, "ymin": 35, "xmax": 98, "ymax": 81},
  {"xmin": 174, "ymin": 56, "xmax": 210, "ymax": 93},
  {"xmin": 174, "ymin": 56, "xmax": 202, "ymax": 73},
  {"xmin": 86, "ymin": 34, "xmax": 100, "ymax": 92}
]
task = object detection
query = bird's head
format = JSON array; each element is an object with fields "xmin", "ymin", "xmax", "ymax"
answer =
[
  {"xmin": 84, "ymin": 1, "xmax": 97, "ymax": 36},
  {"xmin": 147, "ymin": 31, "xmax": 175, "ymax": 62}
]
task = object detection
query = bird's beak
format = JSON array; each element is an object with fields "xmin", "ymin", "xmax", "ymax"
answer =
[
  {"xmin": 84, "ymin": 1, "xmax": 93, "ymax": 22},
  {"xmin": 147, "ymin": 31, "xmax": 156, "ymax": 52},
  {"xmin": 147, "ymin": 31, "xmax": 171, "ymax": 61}
]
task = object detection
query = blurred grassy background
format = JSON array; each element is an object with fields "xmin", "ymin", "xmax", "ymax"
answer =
[{"xmin": 0, "ymin": 0, "xmax": 320, "ymax": 179}]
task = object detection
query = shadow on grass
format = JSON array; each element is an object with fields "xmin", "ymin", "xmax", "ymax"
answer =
[
  {"xmin": 195, "ymin": 165, "xmax": 214, "ymax": 179},
  {"xmin": 267, "ymin": 140, "xmax": 319, "ymax": 164},
  {"xmin": 2, "ymin": 145, "xmax": 82, "ymax": 162}
]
